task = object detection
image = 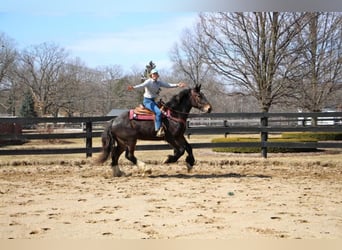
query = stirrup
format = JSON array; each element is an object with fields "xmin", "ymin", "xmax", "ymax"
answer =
[{"xmin": 156, "ymin": 127, "xmax": 165, "ymax": 137}]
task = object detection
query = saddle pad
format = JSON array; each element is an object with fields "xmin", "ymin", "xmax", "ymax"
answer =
[
  {"xmin": 129, "ymin": 108, "xmax": 171, "ymax": 121},
  {"xmin": 129, "ymin": 109, "xmax": 155, "ymax": 121},
  {"xmin": 134, "ymin": 106, "xmax": 154, "ymax": 115}
]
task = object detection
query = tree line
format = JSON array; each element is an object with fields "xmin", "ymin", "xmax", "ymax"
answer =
[{"xmin": 1, "ymin": 12, "xmax": 341, "ymax": 118}]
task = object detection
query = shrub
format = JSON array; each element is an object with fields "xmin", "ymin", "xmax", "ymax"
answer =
[
  {"xmin": 281, "ymin": 132, "xmax": 342, "ymax": 141},
  {"xmin": 211, "ymin": 137, "xmax": 318, "ymax": 153}
]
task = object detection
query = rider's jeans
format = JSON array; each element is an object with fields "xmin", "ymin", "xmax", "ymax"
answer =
[{"xmin": 143, "ymin": 97, "xmax": 162, "ymax": 131}]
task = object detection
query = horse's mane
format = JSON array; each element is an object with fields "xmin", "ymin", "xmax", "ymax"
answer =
[{"xmin": 165, "ymin": 88, "xmax": 190, "ymax": 109}]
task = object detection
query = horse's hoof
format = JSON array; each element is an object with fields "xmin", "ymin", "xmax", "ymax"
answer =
[
  {"xmin": 137, "ymin": 160, "xmax": 146, "ymax": 168},
  {"xmin": 113, "ymin": 170, "xmax": 128, "ymax": 177},
  {"xmin": 145, "ymin": 168, "xmax": 152, "ymax": 175},
  {"xmin": 139, "ymin": 168, "xmax": 152, "ymax": 177},
  {"xmin": 162, "ymin": 155, "xmax": 172, "ymax": 164},
  {"xmin": 113, "ymin": 172, "xmax": 121, "ymax": 177},
  {"xmin": 186, "ymin": 163, "xmax": 193, "ymax": 173}
]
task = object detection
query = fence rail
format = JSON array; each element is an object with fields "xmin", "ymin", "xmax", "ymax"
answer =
[{"xmin": 1, "ymin": 112, "xmax": 342, "ymax": 158}]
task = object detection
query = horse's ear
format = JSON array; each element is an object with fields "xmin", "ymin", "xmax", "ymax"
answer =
[{"xmin": 195, "ymin": 84, "xmax": 201, "ymax": 92}]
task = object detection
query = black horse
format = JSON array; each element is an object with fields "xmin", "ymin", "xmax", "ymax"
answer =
[{"xmin": 97, "ymin": 84, "xmax": 212, "ymax": 177}]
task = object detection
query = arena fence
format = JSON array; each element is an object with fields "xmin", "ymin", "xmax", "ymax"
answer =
[{"xmin": 1, "ymin": 112, "xmax": 342, "ymax": 158}]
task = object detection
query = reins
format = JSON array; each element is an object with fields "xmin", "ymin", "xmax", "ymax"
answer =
[
  {"xmin": 159, "ymin": 88, "xmax": 203, "ymax": 126},
  {"xmin": 159, "ymin": 88, "xmax": 207, "ymax": 125},
  {"xmin": 159, "ymin": 100, "xmax": 190, "ymax": 126},
  {"xmin": 160, "ymin": 105, "xmax": 187, "ymax": 125},
  {"xmin": 164, "ymin": 104, "xmax": 192, "ymax": 116},
  {"xmin": 159, "ymin": 91, "xmax": 195, "ymax": 116}
]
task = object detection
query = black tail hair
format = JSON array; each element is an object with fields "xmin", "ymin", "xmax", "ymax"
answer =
[{"xmin": 95, "ymin": 121, "xmax": 114, "ymax": 164}]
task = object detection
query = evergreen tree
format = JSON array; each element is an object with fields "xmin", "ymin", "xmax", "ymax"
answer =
[
  {"xmin": 20, "ymin": 90, "xmax": 37, "ymax": 117},
  {"xmin": 141, "ymin": 61, "xmax": 156, "ymax": 82}
]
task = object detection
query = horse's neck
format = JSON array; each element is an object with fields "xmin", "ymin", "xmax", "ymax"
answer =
[{"xmin": 168, "ymin": 100, "xmax": 192, "ymax": 119}]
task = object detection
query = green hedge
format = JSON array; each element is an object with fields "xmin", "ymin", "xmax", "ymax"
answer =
[
  {"xmin": 281, "ymin": 132, "xmax": 342, "ymax": 141},
  {"xmin": 211, "ymin": 137, "xmax": 318, "ymax": 153}
]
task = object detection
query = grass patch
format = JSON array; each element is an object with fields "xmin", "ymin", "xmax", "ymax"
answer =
[
  {"xmin": 281, "ymin": 132, "xmax": 342, "ymax": 141},
  {"xmin": 211, "ymin": 137, "xmax": 318, "ymax": 153}
]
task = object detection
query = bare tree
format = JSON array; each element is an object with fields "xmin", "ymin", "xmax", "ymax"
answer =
[
  {"xmin": 54, "ymin": 58, "xmax": 87, "ymax": 117},
  {"xmin": 0, "ymin": 33, "xmax": 17, "ymax": 90},
  {"xmin": 76, "ymin": 66, "xmax": 105, "ymax": 116},
  {"xmin": 197, "ymin": 12, "xmax": 307, "ymax": 112},
  {"xmin": 97, "ymin": 65, "xmax": 125, "ymax": 112},
  {"xmin": 170, "ymin": 25, "xmax": 233, "ymax": 112},
  {"xmin": 0, "ymin": 33, "xmax": 18, "ymax": 115},
  {"xmin": 294, "ymin": 12, "xmax": 342, "ymax": 115},
  {"xmin": 170, "ymin": 26, "xmax": 213, "ymax": 87},
  {"xmin": 16, "ymin": 42, "xmax": 68, "ymax": 116}
]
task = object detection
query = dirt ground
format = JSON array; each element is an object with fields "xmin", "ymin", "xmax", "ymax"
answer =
[{"xmin": 0, "ymin": 149, "xmax": 341, "ymax": 239}]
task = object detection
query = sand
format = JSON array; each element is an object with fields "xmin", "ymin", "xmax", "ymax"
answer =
[{"xmin": 0, "ymin": 149, "xmax": 341, "ymax": 239}]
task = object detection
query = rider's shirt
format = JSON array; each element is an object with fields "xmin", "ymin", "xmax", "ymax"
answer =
[{"xmin": 133, "ymin": 79, "xmax": 178, "ymax": 99}]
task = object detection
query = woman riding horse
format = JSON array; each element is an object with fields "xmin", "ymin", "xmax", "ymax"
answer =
[
  {"xmin": 127, "ymin": 69, "xmax": 186, "ymax": 137},
  {"xmin": 97, "ymin": 84, "xmax": 212, "ymax": 177}
]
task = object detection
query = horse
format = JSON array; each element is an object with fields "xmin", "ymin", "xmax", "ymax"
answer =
[{"xmin": 96, "ymin": 84, "xmax": 212, "ymax": 177}]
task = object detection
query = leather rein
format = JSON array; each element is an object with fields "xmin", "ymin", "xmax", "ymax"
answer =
[{"xmin": 162, "ymin": 105, "xmax": 187, "ymax": 126}]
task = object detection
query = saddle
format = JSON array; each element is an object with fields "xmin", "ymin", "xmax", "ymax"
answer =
[{"xmin": 129, "ymin": 104, "xmax": 170, "ymax": 121}]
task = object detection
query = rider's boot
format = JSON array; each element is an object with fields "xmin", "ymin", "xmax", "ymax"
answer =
[{"xmin": 156, "ymin": 127, "xmax": 165, "ymax": 137}]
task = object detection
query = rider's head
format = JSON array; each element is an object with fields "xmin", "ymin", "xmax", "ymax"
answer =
[{"xmin": 150, "ymin": 69, "xmax": 159, "ymax": 80}]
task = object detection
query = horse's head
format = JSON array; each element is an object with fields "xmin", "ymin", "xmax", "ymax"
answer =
[{"xmin": 190, "ymin": 84, "xmax": 212, "ymax": 113}]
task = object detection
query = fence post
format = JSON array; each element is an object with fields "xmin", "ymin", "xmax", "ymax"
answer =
[
  {"xmin": 260, "ymin": 114, "xmax": 268, "ymax": 158},
  {"xmin": 224, "ymin": 120, "xmax": 229, "ymax": 138},
  {"xmin": 85, "ymin": 121, "xmax": 92, "ymax": 157}
]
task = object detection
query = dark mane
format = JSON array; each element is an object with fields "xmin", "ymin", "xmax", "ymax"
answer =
[{"xmin": 166, "ymin": 88, "xmax": 190, "ymax": 109}]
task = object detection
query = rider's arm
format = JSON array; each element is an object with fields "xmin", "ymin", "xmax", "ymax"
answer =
[
  {"xmin": 159, "ymin": 81, "xmax": 186, "ymax": 88},
  {"xmin": 128, "ymin": 79, "xmax": 151, "ymax": 91}
]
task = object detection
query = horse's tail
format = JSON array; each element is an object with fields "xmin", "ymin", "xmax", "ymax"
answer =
[{"xmin": 95, "ymin": 120, "xmax": 115, "ymax": 164}]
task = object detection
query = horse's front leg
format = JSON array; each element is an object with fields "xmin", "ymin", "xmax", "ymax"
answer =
[
  {"xmin": 176, "ymin": 135, "xmax": 195, "ymax": 172},
  {"xmin": 163, "ymin": 137, "xmax": 185, "ymax": 164},
  {"xmin": 164, "ymin": 136, "xmax": 194, "ymax": 172}
]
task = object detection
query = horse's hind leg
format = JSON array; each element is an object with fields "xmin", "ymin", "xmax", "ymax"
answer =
[
  {"xmin": 111, "ymin": 143, "xmax": 126, "ymax": 177},
  {"xmin": 125, "ymin": 140, "xmax": 151, "ymax": 176}
]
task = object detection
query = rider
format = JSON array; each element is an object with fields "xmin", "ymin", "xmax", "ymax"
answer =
[{"xmin": 128, "ymin": 69, "xmax": 186, "ymax": 137}]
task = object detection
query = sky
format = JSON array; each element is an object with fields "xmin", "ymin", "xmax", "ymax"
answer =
[
  {"xmin": 0, "ymin": 1, "xmax": 201, "ymax": 72},
  {"xmin": 1, "ymin": 0, "xmax": 341, "ymax": 73}
]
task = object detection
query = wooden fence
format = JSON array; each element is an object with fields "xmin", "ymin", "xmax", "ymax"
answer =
[{"xmin": 1, "ymin": 112, "xmax": 342, "ymax": 158}]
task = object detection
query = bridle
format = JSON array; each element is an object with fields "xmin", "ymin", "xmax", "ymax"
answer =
[{"xmin": 159, "ymin": 89, "xmax": 206, "ymax": 125}]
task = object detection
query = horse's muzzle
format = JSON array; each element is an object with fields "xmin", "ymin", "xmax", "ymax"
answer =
[{"xmin": 202, "ymin": 104, "xmax": 212, "ymax": 113}]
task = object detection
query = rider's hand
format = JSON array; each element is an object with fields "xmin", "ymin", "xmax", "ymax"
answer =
[
  {"xmin": 178, "ymin": 82, "xmax": 186, "ymax": 88},
  {"xmin": 127, "ymin": 85, "xmax": 134, "ymax": 91}
]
